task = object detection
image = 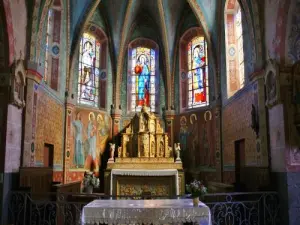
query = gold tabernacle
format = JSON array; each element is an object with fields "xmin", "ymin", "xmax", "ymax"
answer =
[{"xmin": 105, "ymin": 105, "xmax": 184, "ymax": 197}]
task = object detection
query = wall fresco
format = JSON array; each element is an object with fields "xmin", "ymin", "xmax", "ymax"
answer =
[
  {"xmin": 175, "ymin": 110, "xmax": 216, "ymax": 174},
  {"xmin": 70, "ymin": 109, "xmax": 111, "ymax": 172}
]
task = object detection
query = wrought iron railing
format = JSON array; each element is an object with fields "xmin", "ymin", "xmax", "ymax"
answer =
[{"xmin": 7, "ymin": 191, "xmax": 280, "ymax": 225}]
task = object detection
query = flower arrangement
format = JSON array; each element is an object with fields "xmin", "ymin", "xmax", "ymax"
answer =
[
  {"xmin": 82, "ymin": 172, "xmax": 100, "ymax": 188},
  {"xmin": 186, "ymin": 180, "xmax": 208, "ymax": 198}
]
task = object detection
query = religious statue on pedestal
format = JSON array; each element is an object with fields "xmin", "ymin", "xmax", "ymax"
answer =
[
  {"xmin": 175, "ymin": 143, "xmax": 181, "ymax": 162},
  {"xmin": 108, "ymin": 143, "xmax": 115, "ymax": 163}
]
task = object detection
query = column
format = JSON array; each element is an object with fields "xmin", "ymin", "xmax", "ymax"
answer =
[
  {"xmin": 111, "ymin": 107, "xmax": 122, "ymax": 142},
  {"xmin": 214, "ymin": 105, "xmax": 222, "ymax": 182},
  {"xmin": 63, "ymin": 103, "xmax": 75, "ymax": 183},
  {"xmin": 164, "ymin": 109, "xmax": 175, "ymax": 153},
  {"xmin": 23, "ymin": 62, "xmax": 43, "ymax": 167}
]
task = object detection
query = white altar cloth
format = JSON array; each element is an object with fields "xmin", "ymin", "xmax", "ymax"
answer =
[
  {"xmin": 81, "ymin": 199, "xmax": 211, "ymax": 225},
  {"xmin": 110, "ymin": 169, "xmax": 179, "ymax": 196}
]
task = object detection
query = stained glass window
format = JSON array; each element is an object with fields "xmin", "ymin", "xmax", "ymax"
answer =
[
  {"xmin": 225, "ymin": 0, "xmax": 245, "ymax": 97},
  {"xmin": 130, "ymin": 47, "xmax": 156, "ymax": 112},
  {"xmin": 187, "ymin": 36, "xmax": 209, "ymax": 108},
  {"xmin": 78, "ymin": 32, "xmax": 100, "ymax": 107},
  {"xmin": 235, "ymin": 6, "xmax": 244, "ymax": 87},
  {"xmin": 44, "ymin": 9, "xmax": 53, "ymax": 83}
]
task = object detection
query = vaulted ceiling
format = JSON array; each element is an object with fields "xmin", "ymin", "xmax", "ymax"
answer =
[
  {"xmin": 70, "ymin": 0, "xmax": 219, "ymax": 108},
  {"xmin": 70, "ymin": 0, "xmax": 217, "ymax": 59}
]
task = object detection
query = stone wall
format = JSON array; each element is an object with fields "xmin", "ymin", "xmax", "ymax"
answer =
[{"xmin": 222, "ymin": 85, "xmax": 258, "ymax": 186}]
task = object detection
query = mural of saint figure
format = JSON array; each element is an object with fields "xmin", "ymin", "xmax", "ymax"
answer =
[
  {"xmin": 72, "ymin": 113, "xmax": 84, "ymax": 168},
  {"xmin": 135, "ymin": 54, "xmax": 150, "ymax": 106},
  {"xmin": 86, "ymin": 112, "xmax": 98, "ymax": 171}
]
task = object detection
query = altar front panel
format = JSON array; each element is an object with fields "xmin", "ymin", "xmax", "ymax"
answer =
[
  {"xmin": 116, "ymin": 175, "xmax": 175, "ymax": 196},
  {"xmin": 104, "ymin": 169, "xmax": 185, "ymax": 196}
]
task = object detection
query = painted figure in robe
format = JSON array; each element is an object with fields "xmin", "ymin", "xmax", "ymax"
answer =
[
  {"xmin": 72, "ymin": 112, "xmax": 84, "ymax": 168},
  {"xmin": 86, "ymin": 112, "xmax": 98, "ymax": 171}
]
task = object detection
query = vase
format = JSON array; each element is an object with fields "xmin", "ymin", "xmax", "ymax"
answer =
[
  {"xmin": 85, "ymin": 185, "xmax": 93, "ymax": 194},
  {"xmin": 193, "ymin": 197, "xmax": 199, "ymax": 207}
]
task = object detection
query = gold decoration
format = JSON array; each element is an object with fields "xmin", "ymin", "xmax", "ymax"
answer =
[
  {"xmin": 105, "ymin": 107, "xmax": 184, "ymax": 195},
  {"xmin": 118, "ymin": 106, "xmax": 173, "ymax": 159}
]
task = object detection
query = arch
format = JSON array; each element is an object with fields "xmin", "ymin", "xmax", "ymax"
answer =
[
  {"xmin": 179, "ymin": 27, "xmax": 209, "ymax": 112},
  {"xmin": 127, "ymin": 38, "xmax": 159, "ymax": 113},
  {"xmin": 74, "ymin": 24, "xmax": 108, "ymax": 109}
]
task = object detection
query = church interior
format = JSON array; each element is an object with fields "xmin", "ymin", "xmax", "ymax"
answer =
[{"xmin": 0, "ymin": 0, "xmax": 299, "ymax": 224}]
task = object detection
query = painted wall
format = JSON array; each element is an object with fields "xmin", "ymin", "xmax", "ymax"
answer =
[
  {"xmin": 69, "ymin": 109, "xmax": 111, "ymax": 170},
  {"xmin": 175, "ymin": 110, "xmax": 217, "ymax": 184},
  {"xmin": 34, "ymin": 88, "xmax": 64, "ymax": 168},
  {"xmin": 222, "ymin": 85, "xmax": 257, "ymax": 183}
]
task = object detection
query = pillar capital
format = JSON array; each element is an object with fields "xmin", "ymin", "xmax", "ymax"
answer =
[
  {"xmin": 111, "ymin": 105, "xmax": 122, "ymax": 119},
  {"xmin": 26, "ymin": 61, "xmax": 43, "ymax": 84},
  {"xmin": 164, "ymin": 109, "xmax": 176, "ymax": 120}
]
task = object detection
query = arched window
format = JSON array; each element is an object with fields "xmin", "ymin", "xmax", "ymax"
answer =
[
  {"xmin": 225, "ymin": 0, "xmax": 245, "ymax": 98},
  {"xmin": 43, "ymin": 1, "xmax": 62, "ymax": 91},
  {"xmin": 179, "ymin": 28, "xmax": 209, "ymax": 112},
  {"xmin": 128, "ymin": 39, "xmax": 159, "ymax": 113},
  {"xmin": 78, "ymin": 32, "xmax": 101, "ymax": 107},
  {"xmin": 44, "ymin": 9, "xmax": 53, "ymax": 84},
  {"xmin": 187, "ymin": 36, "xmax": 208, "ymax": 108}
]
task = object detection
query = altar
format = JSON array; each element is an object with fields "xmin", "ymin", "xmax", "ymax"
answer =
[
  {"xmin": 82, "ymin": 199, "xmax": 211, "ymax": 225},
  {"xmin": 105, "ymin": 106, "xmax": 185, "ymax": 197}
]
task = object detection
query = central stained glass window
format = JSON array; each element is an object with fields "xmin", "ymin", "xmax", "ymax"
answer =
[{"xmin": 130, "ymin": 47, "xmax": 156, "ymax": 112}]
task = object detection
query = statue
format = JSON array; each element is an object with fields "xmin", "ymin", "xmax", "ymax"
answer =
[
  {"xmin": 174, "ymin": 143, "xmax": 181, "ymax": 162},
  {"xmin": 159, "ymin": 141, "xmax": 164, "ymax": 157},
  {"xmin": 117, "ymin": 146, "xmax": 122, "ymax": 158},
  {"xmin": 108, "ymin": 143, "xmax": 115, "ymax": 163}
]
